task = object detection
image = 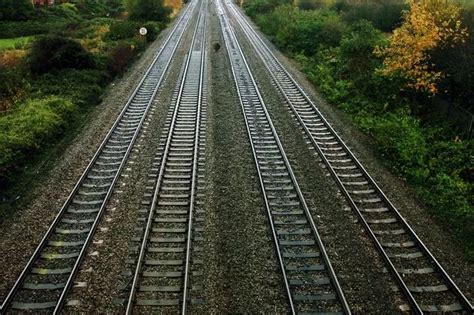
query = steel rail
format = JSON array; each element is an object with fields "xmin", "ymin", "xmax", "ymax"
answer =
[
  {"xmin": 215, "ymin": 7, "xmax": 294, "ymax": 311},
  {"xmin": 225, "ymin": 1, "xmax": 473, "ymax": 313},
  {"xmin": 217, "ymin": 1, "xmax": 350, "ymax": 313},
  {"xmin": 0, "ymin": 2, "xmax": 195, "ymax": 313},
  {"xmin": 125, "ymin": 3, "xmax": 206, "ymax": 313},
  {"xmin": 182, "ymin": 10, "xmax": 207, "ymax": 315}
]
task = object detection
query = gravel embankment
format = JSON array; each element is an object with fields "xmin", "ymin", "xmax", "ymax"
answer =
[
  {"xmin": 196, "ymin": 7, "xmax": 289, "ymax": 313},
  {"xmin": 0, "ymin": 9, "xmax": 190, "ymax": 303},
  {"xmin": 231, "ymin": 3, "xmax": 473, "ymax": 306}
]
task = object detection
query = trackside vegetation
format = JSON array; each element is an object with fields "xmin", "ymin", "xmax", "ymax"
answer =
[
  {"xmin": 243, "ymin": 0, "xmax": 473, "ymax": 258},
  {"xmin": 0, "ymin": 0, "xmax": 180, "ymax": 213}
]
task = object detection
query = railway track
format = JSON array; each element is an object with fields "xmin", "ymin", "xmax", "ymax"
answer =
[
  {"xmin": 124, "ymin": 2, "xmax": 208, "ymax": 313},
  {"xmin": 217, "ymin": 2, "xmax": 350, "ymax": 314},
  {"xmin": 0, "ymin": 2, "xmax": 197, "ymax": 313},
  {"xmin": 223, "ymin": 0, "xmax": 473, "ymax": 313}
]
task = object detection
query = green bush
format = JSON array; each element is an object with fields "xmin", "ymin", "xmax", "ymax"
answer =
[
  {"xmin": 298, "ymin": 0, "xmax": 325, "ymax": 11},
  {"xmin": 0, "ymin": 0, "xmax": 34, "ymax": 21},
  {"xmin": 339, "ymin": 21, "xmax": 383, "ymax": 75},
  {"xmin": 287, "ymin": 9, "xmax": 346, "ymax": 54},
  {"xmin": 0, "ymin": 1, "xmax": 122, "ymax": 38},
  {"xmin": 297, "ymin": 51, "xmax": 346, "ymax": 102},
  {"xmin": 366, "ymin": 114, "xmax": 427, "ymax": 173},
  {"xmin": 29, "ymin": 35, "xmax": 96, "ymax": 74},
  {"xmin": 244, "ymin": 0, "xmax": 290, "ymax": 17},
  {"xmin": 107, "ymin": 42, "xmax": 137, "ymax": 76},
  {"xmin": 0, "ymin": 65, "xmax": 29, "ymax": 110},
  {"xmin": 142, "ymin": 21, "xmax": 161, "ymax": 42},
  {"xmin": 106, "ymin": 0, "xmax": 126, "ymax": 17},
  {"xmin": 106, "ymin": 20, "xmax": 140, "ymax": 41},
  {"xmin": 253, "ymin": 4, "xmax": 293, "ymax": 44},
  {"xmin": 129, "ymin": 0, "xmax": 171, "ymax": 22},
  {"xmin": 426, "ymin": 139, "xmax": 472, "ymax": 178},
  {"xmin": 0, "ymin": 97, "xmax": 77, "ymax": 186},
  {"xmin": 46, "ymin": 3, "xmax": 81, "ymax": 21},
  {"xmin": 74, "ymin": 0, "xmax": 124, "ymax": 18},
  {"xmin": 420, "ymin": 172, "xmax": 473, "ymax": 257},
  {"xmin": 338, "ymin": 1, "xmax": 407, "ymax": 32},
  {"xmin": 31, "ymin": 69, "xmax": 108, "ymax": 108},
  {"xmin": 0, "ymin": 20, "xmax": 61, "ymax": 38},
  {"xmin": 255, "ymin": 6, "xmax": 347, "ymax": 55}
]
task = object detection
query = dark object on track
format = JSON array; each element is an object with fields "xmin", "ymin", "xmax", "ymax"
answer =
[{"xmin": 213, "ymin": 42, "xmax": 221, "ymax": 51}]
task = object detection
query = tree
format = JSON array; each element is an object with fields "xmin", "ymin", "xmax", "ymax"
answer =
[
  {"xmin": 0, "ymin": 0, "xmax": 33, "ymax": 21},
  {"xmin": 128, "ymin": 0, "xmax": 171, "ymax": 22},
  {"xmin": 375, "ymin": 0, "xmax": 468, "ymax": 95}
]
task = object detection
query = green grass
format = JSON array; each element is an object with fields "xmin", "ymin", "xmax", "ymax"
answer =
[{"xmin": 0, "ymin": 36, "xmax": 33, "ymax": 50}]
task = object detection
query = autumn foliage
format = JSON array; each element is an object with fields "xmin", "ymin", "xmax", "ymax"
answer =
[
  {"xmin": 164, "ymin": 0, "xmax": 183, "ymax": 15},
  {"xmin": 375, "ymin": 0, "xmax": 468, "ymax": 94}
]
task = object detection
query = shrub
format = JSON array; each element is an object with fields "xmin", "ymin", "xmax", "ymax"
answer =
[
  {"xmin": 46, "ymin": 3, "xmax": 81, "ymax": 21},
  {"xmin": 142, "ymin": 21, "xmax": 161, "ymax": 42},
  {"xmin": 287, "ymin": 9, "xmax": 345, "ymax": 54},
  {"xmin": 0, "ymin": 97, "xmax": 77, "ymax": 186},
  {"xmin": 296, "ymin": 50, "xmax": 352, "ymax": 104},
  {"xmin": 107, "ymin": 42, "xmax": 137, "ymax": 76},
  {"xmin": 74, "ymin": 0, "xmax": 122, "ymax": 18},
  {"xmin": 80, "ymin": 24, "xmax": 110, "ymax": 53},
  {"xmin": 0, "ymin": 20, "xmax": 67, "ymax": 38},
  {"xmin": 125, "ymin": 0, "xmax": 138, "ymax": 13},
  {"xmin": 366, "ymin": 114, "xmax": 427, "ymax": 174},
  {"xmin": 339, "ymin": 1, "xmax": 407, "ymax": 32},
  {"xmin": 254, "ymin": 4, "xmax": 294, "ymax": 45},
  {"xmin": 338, "ymin": 20, "xmax": 385, "ymax": 93},
  {"xmin": 29, "ymin": 35, "xmax": 96, "ymax": 74},
  {"xmin": 420, "ymin": 172, "xmax": 473, "ymax": 257},
  {"xmin": 0, "ymin": 49, "xmax": 28, "ymax": 67},
  {"xmin": 106, "ymin": 0, "xmax": 126, "ymax": 17},
  {"xmin": 258, "ymin": 6, "xmax": 347, "ymax": 55},
  {"xmin": 298, "ymin": 0, "xmax": 325, "ymax": 11},
  {"xmin": 0, "ymin": 0, "xmax": 34, "ymax": 21},
  {"xmin": 244, "ymin": 0, "xmax": 289, "ymax": 17},
  {"xmin": 31, "ymin": 69, "xmax": 108, "ymax": 108},
  {"xmin": 0, "ymin": 64, "xmax": 29, "ymax": 111},
  {"xmin": 129, "ymin": 0, "xmax": 172, "ymax": 22},
  {"xmin": 75, "ymin": 18, "xmax": 113, "ymax": 39},
  {"xmin": 106, "ymin": 20, "xmax": 140, "ymax": 41}
]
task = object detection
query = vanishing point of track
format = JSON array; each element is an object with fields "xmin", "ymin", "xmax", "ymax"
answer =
[
  {"xmin": 0, "ymin": 2, "xmax": 196, "ymax": 313},
  {"xmin": 223, "ymin": 0, "xmax": 473, "ymax": 313},
  {"xmin": 218, "ymin": 1, "xmax": 350, "ymax": 313}
]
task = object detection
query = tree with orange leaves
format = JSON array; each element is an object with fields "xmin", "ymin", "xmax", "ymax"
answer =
[{"xmin": 375, "ymin": 0, "xmax": 468, "ymax": 95}]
